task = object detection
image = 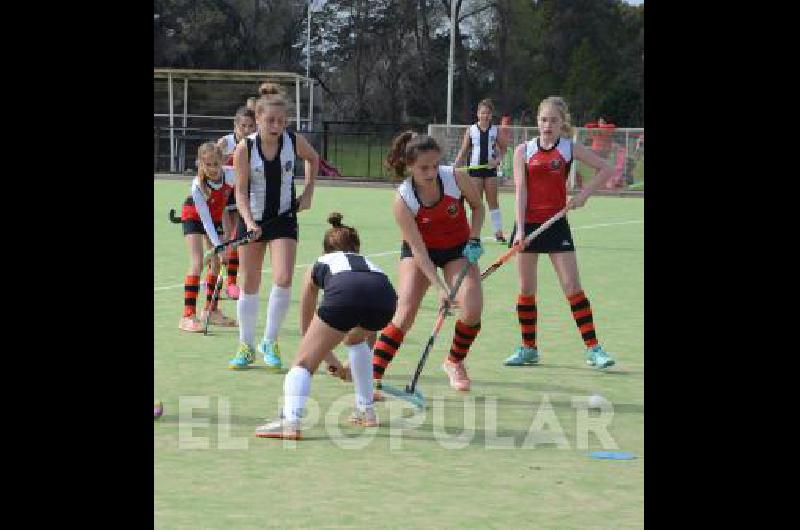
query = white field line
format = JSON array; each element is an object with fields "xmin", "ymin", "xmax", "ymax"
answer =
[{"xmin": 153, "ymin": 219, "xmax": 643, "ymax": 292}]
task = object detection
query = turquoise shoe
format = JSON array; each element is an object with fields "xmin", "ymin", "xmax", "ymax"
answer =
[
  {"xmin": 586, "ymin": 345, "xmax": 615, "ymax": 369},
  {"xmin": 503, "ymin": 346, "xmax": 539, "ymax": 366},
  {"xmin": 258, "ymin": 338, "xmax": 282, "ymax": 370},
  {"xmin": 229, "ymin": 342, "xmax": 256, "ymax": 370}
]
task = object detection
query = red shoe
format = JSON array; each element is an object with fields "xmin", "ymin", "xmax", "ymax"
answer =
[{"xmin": 225, "ymin": 283, "xmax": 240, "ymax": 300}]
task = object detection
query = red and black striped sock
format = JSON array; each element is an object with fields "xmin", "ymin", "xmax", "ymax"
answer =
[
  {"xmin": 567, "ymin": 290, "xmax": 598, "ymax": 348},
  {"xmin": 517, "ymin": 294, "xmax": 537, "ymax": 348},
  {"xmin": 183, "ymin": 275, "xmax": 200, "ymax": 317},
  {"xmin": 448, "ymin": 320, "xmax": 481, "ymax": 364},
  {"xmin": 204, "ymin": 273, "xmax": 219, "ymax": 311},
  {"xmin": 372, "ymin": 323, "xmax": 405, "ymax": 381},
  {"xmin": 227, "ymin": 247, "xmax": 239, "ymax": 285}
]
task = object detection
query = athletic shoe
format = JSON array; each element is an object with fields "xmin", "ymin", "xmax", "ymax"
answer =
[
  {"xmin": 200, "ymin": 309, "xmax": 236, "ymax": 327},
  {"xmin": 225, "ymin": 283, "xmax": 240, "ymax": 300},
  {"xmin": 258, "ymin": 339, "xmax": 282, "ymax": 369},
  {"xmin": 586, "ymin": 345, "xmax": 616, "ymax": 369},
  {"xmin": 229, "ymin": 342, "xmax": 256, "ymax": 369},
  {"xmin": 495, "ymin": 231, "xmax": 507, "ymax": 243},
  {"xmin": 442, "ymin": 359, "xmax": 471, "ymax": 391},
  {"xmin": 255, "ymin": 418, "xmax": 302, "ymax": 440},
  {"xmin": 504, "ymin": 346, "xmax": 539, "ymax": 366},
  {"xmin": 154, "ymin": 401, "xmax": 163, "ymax": 419},
  {"xmin": 178, "ymin": 316, "xmax": 204, "ymax": 333},
  {"xmin": 349, "ymin": 407, "xmax": 378, "ymax": 427}
]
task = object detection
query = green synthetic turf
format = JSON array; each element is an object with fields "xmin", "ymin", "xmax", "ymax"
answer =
[{"xmin": 155, "ymin": 180, "xmax": 643, "ymax": 529}]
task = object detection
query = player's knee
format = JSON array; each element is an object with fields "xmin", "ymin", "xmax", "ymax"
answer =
[{"xmin": 273, "ymin": 275, "xmax": 293, "ymax": 289}]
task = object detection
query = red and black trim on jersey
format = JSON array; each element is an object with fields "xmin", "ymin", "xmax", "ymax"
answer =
[
  {"xmin": 181, "ymin": 179, "xmax": 233, "ymax": 223},
  {"xmin": 397, "ymin": 166, "xmax": 470, "ymax": 250},
  {"xmin": 524, "ymin": 137, "xmax": 573, "ymax": 224}
]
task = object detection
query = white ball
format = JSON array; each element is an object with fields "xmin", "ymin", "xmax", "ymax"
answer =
[{"xmin": 588, "ymin": 394, "xmax": 605, "ymax": 409}]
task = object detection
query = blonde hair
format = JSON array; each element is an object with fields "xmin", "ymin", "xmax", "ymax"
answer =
[
  {"xmin": 256, "ymin": 82, "xmax": 288, "ymax": 115},
  {"xmin": 537, "ymin": 96, "xmax": 574, "ymax": 138},
  {"xmin": 196, "ymin": 142, "xmax": 224, "ymax": 197}
]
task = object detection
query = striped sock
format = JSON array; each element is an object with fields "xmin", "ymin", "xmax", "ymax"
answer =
[
  {"xmin": 372, "ymin": 323, "xmax": 405, "ymax": 381},
  {"xmin": 183, "ymin": 275, "xmax": 200, "ymax": 317},
  {"xmin": 567, "ymin": 290, "xmax": 598, "ymax": 348},
  {"xmin": 448, "ymin": 320, "xmax": 481, "ymax": 363},
  {"xmin": 517, "ymin": 294, "xmax": 537, "ymax": 348},
  {"xmin": 227, "ymin": 247, "xmax": 239, "ymax": 285},
  {"xmin": 204, "ymin": 273, "xmax": 218, "ymax": 311}
]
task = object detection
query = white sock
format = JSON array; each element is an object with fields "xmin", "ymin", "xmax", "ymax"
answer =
[
  {"xmin": 348, "ymin": 341, "xmax": 374, "ymax": 409},
  {"xmin": 237, "ymin": 293, "xmax": 259, "ymax": 348},
  {"xmin": 283, "ymin": 366, "xmax": 311, "ymax": 422},
  {"xmin": 490, "ymin": 208, "xmax": 503, "ymax": 234},
  {"xmin": 263, "ymin": 284, "xmax": 292, "ymax": 343}
]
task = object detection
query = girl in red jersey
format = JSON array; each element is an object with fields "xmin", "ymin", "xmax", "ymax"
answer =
[
  {"xmin": 504, "ymin": 97, "xmax": 616, "ymax": 369},
  {"xmin": 453, "ymin": 99, "xmax": 509, "ymax": 242},
  {"xmin": 216, "ymin": 106, "xmax": 257, "ymax": 300},
  {"xmin": 228, "ymin": 84, "xmax": 319, "ymax": 370},
  {"xmin": 178, "ymin": 142, "xmax": 237, "ymax": 332},
  {"xmin": 371, "ymin": 132, "xmax": 485, "ymax": 394}
]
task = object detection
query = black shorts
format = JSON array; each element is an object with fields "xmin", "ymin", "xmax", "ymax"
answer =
[
  {"xmin": 316, "ymin": 275, "xmax": 398, "ymax": 333},
  {"xmin": 224, "ymin": 192, "xmax": 237, "ymax": 212},
  {"xmin": 237, "ymin": 213, "xmax": 298, "ymax": 243},
  {"xmin": 468, "ymin": 167, "xmax": 498, "ymax": 178},
  {"xmin": 182, "ymin": 219, "xmax": 223, "ymax": 238},
  {"xmin": 509, "ymin": 217, "xmax": 575, "ymax": 253},
  {"xmin": 400, "ymin": 240, "xmax": 467, "ymax": 269}
]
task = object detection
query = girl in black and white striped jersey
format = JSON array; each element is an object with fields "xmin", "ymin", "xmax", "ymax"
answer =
[
  {"xmin": 453, "ymin": 99, "xmax": 509, "ymax": 242},
  {"xmin": 228, "ymin": 84, "xmax": 319, "ymax": 370},
  {"xmin": 255, "ymin": 213, "xmax": 398, "ymax": 440}
]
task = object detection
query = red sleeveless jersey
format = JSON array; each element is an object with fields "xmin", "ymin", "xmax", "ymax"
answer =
[
  {"xmin": 397, "ymin": 166, "xmax": 470, "ymax": 249},
  {"xmin": 181, "ymin": 180, "xmax": 233, "ymax": 223},
  {"xmin": 524, "ymin": 137, "xmax": 573, "ymax": 223}
]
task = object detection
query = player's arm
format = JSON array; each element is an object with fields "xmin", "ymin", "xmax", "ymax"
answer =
[
  {"xmin": 300, "ymin": 266, "xmax": 320, "ymax": 335},
  {"xmin": 512, "ymin": 143, "xmax": 527, "ymax": 245},
  {"xmin": 190, "ymin": 183, "xmax": 222, "ymax": 248},
  {"xmin": 233, "ymin": 139, "xmax": 258, "ymax": 235},
  {"xmin": 569, "ymin": 142, "xmax": 614, "ymax": 209},
  {"xmin": 295, "ymin": 133, "xmax": 319, "ymax": 212},
  {"xmin": 454, "ymin": 167, "xmax": 485, "ymax": 240},
  {"xmin": 453, "ymin": 128, "xmax": 472, "ymax": 168},
  {"xmin": 393, "ymin": 195, "xmax": 449, "ymax": 294},
  {"xmin": 216, "ymin": 137, "xmax": 227, "ymax": 150},
  {"xmin": 489, "ymin": 131, "xmax": 508, "ymax": 169}
]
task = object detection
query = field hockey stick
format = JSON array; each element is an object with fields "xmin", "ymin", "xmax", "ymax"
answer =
[
  {"xmin": 169, "ymin": 209, "xmax": 182, "ymax": 224},
  {"xmin": 203, "ymin": 263, "xmax": 227, "ymax": 336},
  {"xmin": 379, "ymin": 259, "xmax": 472, "ymax": 410},
  {"xmin": 454, "ymin": 164, "xmax": 490, "ymax": 171},
  {"xmin": 480, "ymin": 208, "xmax": 567, "ymax": 281}
]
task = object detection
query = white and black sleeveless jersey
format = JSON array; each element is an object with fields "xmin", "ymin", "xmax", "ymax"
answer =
[
  {"xmin": 469, "ymin": 123, "xmax": 499, "ymax": 166},
  {"xmin": 220, "ymin": 133, "xmax": 238, "ymax": 186},
  {"xmin": 221, "ymin": 133, "xmax": 237, "ymax": 156},
  {"xmin": 245, "ymin": 131, "xmax": 297, "ymax": 221},
  {"xmin": 311, "ymin": 252, "xmax": 396, "ymax": 308}
]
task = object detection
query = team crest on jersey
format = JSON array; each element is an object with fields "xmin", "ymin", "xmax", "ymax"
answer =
[
  {"xmin": 550, "ymin": 159, "xmax": 561, "ymax": 170},
  {"xmin": 284, "ymin": 160, "xmax": 293, "ymax": 172},
  {"xmin": 447, "ymin": 204, "xmax": 459, "ymax": 217}
]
